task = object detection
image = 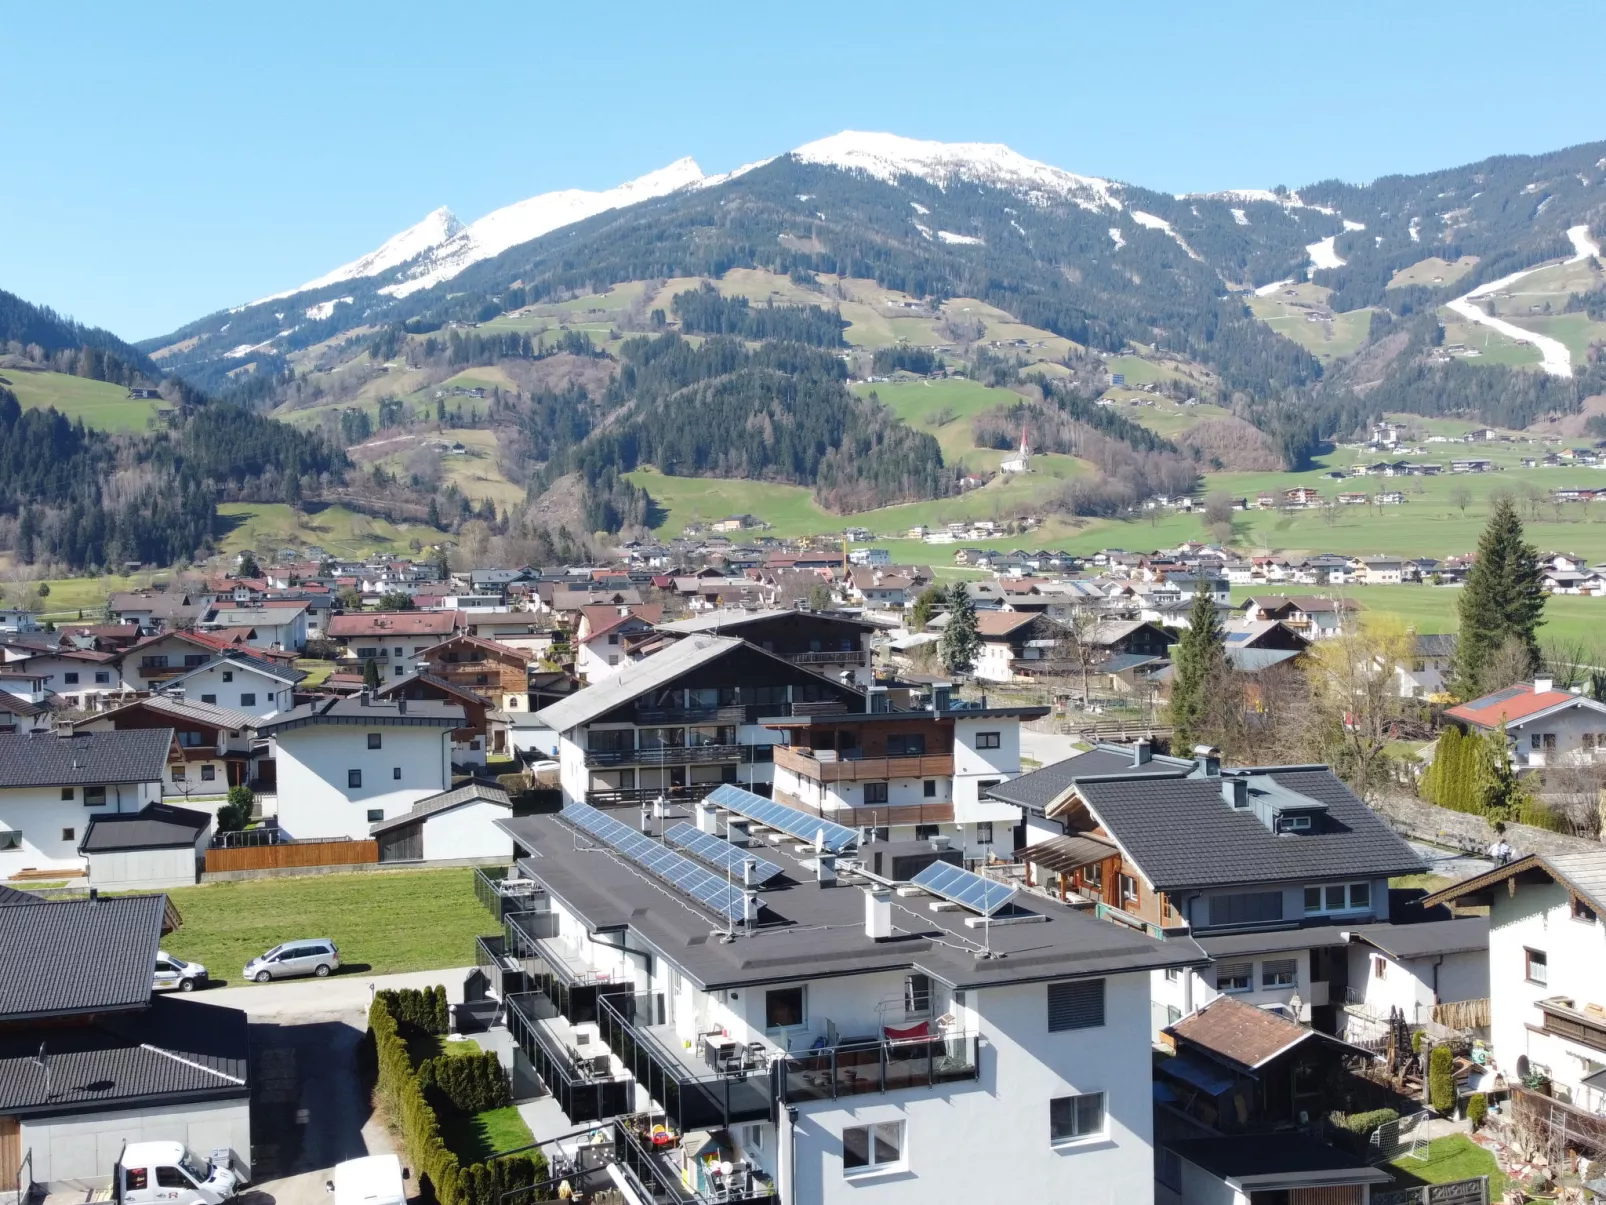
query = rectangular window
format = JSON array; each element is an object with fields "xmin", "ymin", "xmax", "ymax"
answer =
[
  {"xmin": 64, "ymin": 672, "xmax": 79, "ymax": 684},
  {"xmin": 976, "ymin": 822, "xmax": 994, "ymax": 844},
  {"xmin": 201, "ymin": 694, "xmax": 217, "ymax": 704},
  {"xmin": 975, "ymin": 731, "xmax": 1001, "ymax": 749},
  {"xmin": 84, "ymin": 786, "xmax": 106, "ymax": 807},
  {"xmin": 240, "ymin": 693, "xmax": 257, "ymax": 706},
  {"xmin": 1574, "ymin": 897, "xmax": 1599, "ymax": 924},
  {"xmin": 923, "ymin": 779, "xmax": 937, "ymax": 798},
  {"xmin": 1262, "ymin": 958, "xmax": 1297, "ymax": 988},
  {"xmin": 201, "ymin": 765, "xmax": 216, "ymax": 782},
  {"xmin": 1049, "ymin": 1092, "xmax": 1106, "ymax": 1143},
  {"xmin": 348, "ymin": 769, "xmax": 363, "ymax": 789},
  {"xmin": 863, "ymin": 782, "xmax": 889, "ymax": 805},
  {"xmin": 367, "ymin": 809, "xmax": 384, "ymax": 823},
  {"xmin": 1305, "ymin": 882, "xmax": 1370, "ymax": 914},
  {"xmin": 1047, "ymin": 979, "xmax": 1105, "ymax": 1031},
  {"xmin": 1164, "ymin": 966, "xmax": 1180, "ymax": 982},
  {"xmin": 171, "ymin": 766, "xmax": 187, "ymax": 782},
  {"xmin": 1526, "ymin": 948, "xmax": 1548, "ymax": 986},
  {"xmin": 886, "ymin": 733, "xmax": 927, "ymax": 756},
  {"xmin": 914, "ymin": 823, "xmax": 939, "ymax": 841},
  {"xmin": 61, "ymin": 787, "xmax": 75, "ymax": 801},
  {"xmin": 765, "ymin": 986, "xmax": 805, "ymax": 1029},
  {"xmin": 1531, "ymin": 733, "xmax": 1542, "ymax": 750},
  {"xmin": 0, "ymin": 829, "xmax": 20, "ymax": 851},
  {"xmin": 1120, "ymin": 873, "xmax": 1139, "ymax": 907},
  {"xmin": 61, "ymin": 827, "xmax": 75, "ymax": 842},
  {"xmin": 1216, "ymin": 963, "xmax": 1252, "ymax": 992},
  {"xmin": 1543, "ymin": 733, "xmax": 1557, "ymax": 750},
  {"xmin": 95, "ymin": 671, "xmax": 110, "ymax": 684},
  {"xmin": 393, "ymin": 766, "xmax": 402, "ymax": 780},
  {"xmin": 842, "ymin": 1121, "xmax": 903, "ymax": 1175},
  {"xmin": 367, "ymin": 732, "xmax": 383, "ymax": 749},
  {"xmin": 1208, "ymin": 891, "xmax": 1283, "ymax": 927},
  {"xmin": 222, "ymin": 670, "xmax": 233, "ymax": 682},
  {"xmin": 1373, "ymin": 954, "xmax": 1388, "ymax": 980}
]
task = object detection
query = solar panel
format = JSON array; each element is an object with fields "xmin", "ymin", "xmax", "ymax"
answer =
[
  {"xmin": 561, "ymin": 803, "xmax": 752, "ymax": 924},
  {"xmin": 910, "ymin": 861, "xmax": 1017, "ymax": 917},
  {"xmin": 663, "ymin": 822, "xmax": 784, "ymax": 886},
  {"xmin": 705, "ymin": 783, "xmax": 860, "ymax": 854}
]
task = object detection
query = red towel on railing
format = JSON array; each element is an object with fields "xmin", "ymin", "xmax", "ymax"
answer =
[{"xmin": 883, "ymin": 1021, "xmax": 931, "ymax": 1042}]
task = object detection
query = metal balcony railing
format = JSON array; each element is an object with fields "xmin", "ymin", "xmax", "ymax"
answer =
[
  {"xmin": 775, "ymin": 1032, "xmax": 980, "ymax": 1103},
  {"xmin": 584, "ymin": 744, "xmax": 746, "ymax": 768},
  {"xmin": 473, "ymin": 865, "xmax": 543, "ymax": 920},
  {"xmin": 505, "ymin": 991, "xmax": 631, "ymax": 1124}
]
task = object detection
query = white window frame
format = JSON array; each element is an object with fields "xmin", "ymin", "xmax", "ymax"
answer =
[
  {"xmin": 842, "ymin": 1121, "xmax": 904, "ymax": 1176},
  {"xmin": 1049, "ymin": 1091, "xmax": 1107, "ymax": 1146},
  {"xmin": 1303, "ymin": 881, "xmax": 1372, "ymax": 915},
  {"xmin": 1216, "ymin": 963, "xmax": 1252, "ymax": 993}
]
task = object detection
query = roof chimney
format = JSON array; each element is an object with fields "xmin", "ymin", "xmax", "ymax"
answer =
[
  {"xmin": 1132, "ymin": 739, "xmax": 1152, "ymax": 767},
  {"xmin": 864, "ymin": 887, "xmax": 892, "ymax": 940},
  {"xmin": 1221, "ymin": 777, "xmax": 1248, "ymax": 809},
  {"xmin": 1193, "ymin": 744, "xmax": 1221, "ymax": 777},
  {"xmin": 726, "ymin": 818, "xmax": 750, "ymax": 847},
  {"xmin": 396, "ymin": 697, "xmax": 407, "ymax": 714},
  {"xmin": 1534, "ymin": 677, "xmax": 1554, "ymax": 694},
  {"xmin": 816, "ymin": 853, "xmax": 837, "ymax": 887}
]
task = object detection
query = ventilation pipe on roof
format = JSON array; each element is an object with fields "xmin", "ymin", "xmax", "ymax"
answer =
[
  {"xmin": 727, "ymin": 818, "xmax": 751, "ymax": 846},
  {"xmin": 396, "ymin": 698, "xmax": 407, "ymax": 715},
  {"xmin": 929, "ymin": 833, "xmax": 952, "ymax": 852},
  {"xmin": 1193, "ymin": 745, "xmax": 1221, "ymax": 777},
  {"xmin": 742, "ymin": 857, "xmax": 760, "ymax": 888},
  {"xmin": 864, "ymin": 887, "xmax": 892, "ymax": 940},
  {"xmin": 816, "ymin": 853, "xmax": 837, "ymax": 887},
  {"xmin": 1132, "ymin": 739, "xmax": 1152, "ymax": 767}
]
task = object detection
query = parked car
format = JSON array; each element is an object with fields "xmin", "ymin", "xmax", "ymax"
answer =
[
  {"xmin": 114, "ymin": 1141, "xmax": 242, "ymax": 1205},
  {"xmin": 242, "ymin": 939, "xmax": 340, "ymax": 983},
  {"xmin": 153, "ymin": 951, "xmax": 208, "ymax": 993}
]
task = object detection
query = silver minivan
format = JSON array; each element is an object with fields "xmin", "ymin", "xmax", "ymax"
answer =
[{"xmin": 243, "ymin": 939, "xmax": 340, "ymax": 983}]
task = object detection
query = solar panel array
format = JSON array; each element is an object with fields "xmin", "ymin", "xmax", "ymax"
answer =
[
  {"xmin": 910, "ymin": 861, "xmax": 1018, "ymax": 917},
  {"xmin": 664, "ymin": 822, "xmax": 784, "ymax": 886},
  {"xmin": 705, "ymin": 783, "xmax": 860, "ymax": 854},
  {"xmin": 561, "ymin": 803, "xmax": 751, "ymax": 924}
]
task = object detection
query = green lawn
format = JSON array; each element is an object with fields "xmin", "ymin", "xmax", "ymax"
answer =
[
  {"xmin": 295, "ymin": 659, "xmax": 336, "ymax": 686},
  {"xmin": 162, "ymin": 868, "xmax": 486, "ymax": 983},
  {"xmin": 440, "ymin": 1106, "xmax": 535, "ymax": 1164},
  {"xmin": 856, "ymin": 378, "xmax": 1020, "ymax": 471},
  {"xmin": 216, "ymin": 502, "xmax": 437, "ymax": 558},
  {"xmin": 1389, "ymin": 1135, "xmax": 1504, "ymax": 1198},
  {"xmin": 0, "ymin": 369, "xmax": 163, "ymax": 432}
]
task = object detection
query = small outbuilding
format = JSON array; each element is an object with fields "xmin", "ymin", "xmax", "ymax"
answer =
[
  {"xmin": 370, "ymin": 781, "xmax": 512, "ymax": 863},
  {"xmin": 79, "ymin": 803, "xmax": 211, "ymax": 890}
]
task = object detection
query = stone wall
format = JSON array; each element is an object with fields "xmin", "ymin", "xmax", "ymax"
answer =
[{"xmin": 1373, "ymin": 790, "xmax": 1601, "ymax": 859}]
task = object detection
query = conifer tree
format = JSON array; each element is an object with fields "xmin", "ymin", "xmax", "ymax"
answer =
[
  {"xmin": 939, "ymin": 581, "xmax": 980, "ymax": 677},
  {"xmin": 363, "ymin": 658, "xmax": 381, "ymax": 690},
  {"xmin": 1170, "ymin": 586, "xmax": 1226, "ymax": 752},
  {"xmin": 1452, "ymin": 497, "xmax": 1544, "ymax": 697}
]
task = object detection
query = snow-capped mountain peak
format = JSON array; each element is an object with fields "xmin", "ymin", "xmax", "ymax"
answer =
[
  {"xmin": 253, "ymin": 206, "xmax": 463, "ymax": 305},
  {"xmin": 379, "ymin": 157, "xmax": 706, "ymax": 298},
  {"xmin": 790, "ymin": 130, "xmax": 1122, "ymax": 212}
]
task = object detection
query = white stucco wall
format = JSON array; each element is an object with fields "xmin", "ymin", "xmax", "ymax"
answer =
[
  {"xmin": 950, "ymin": 717, "xmax": 1022, "ymax": 824},
  {"xmin": 421, "ymin": 802, "xmax": 514, "ymax": 861},
  {"xmin": 176, "ymin": 663, "xmax": 293, "ymax": 718},
  {"xmin": 273, "ymin": 724, "xmax": 452, "ymax": 839},
  {"xmin": 0, "ymin": 781, "xmax": 160, "ymax": 876},
  {"xmin": 21, "ymin": 1097, "xmax": 251, "ymax": 1185},
  {"xmin": 86, "ymin": 844, "xmax": 203, "ymax": 891}
]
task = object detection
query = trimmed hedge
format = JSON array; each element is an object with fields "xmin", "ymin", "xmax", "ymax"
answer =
[
  {"xmin": 1332, "ymin": 1107, "xmax": 1399, "ymax": 1136},
  {"xmin": 1429, "ymin": 1044, "xmax": 1456, "ymax": 1115},
  {"xmin": 369, "ymin": 989, "xmax": 545, "ymax": 1205},
  {"xmin": 420, "ymin": 1051, "xmax": 513, "ymax": 1115}
]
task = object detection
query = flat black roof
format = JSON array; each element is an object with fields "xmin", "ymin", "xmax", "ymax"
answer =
[
  {"xmin": 1168, "ymin": 1134, "xmax": 1384, "ymax": 1182},
  {"xmin": 498, "ymin": 807, "xmax": 1206, "ymax": 993}
]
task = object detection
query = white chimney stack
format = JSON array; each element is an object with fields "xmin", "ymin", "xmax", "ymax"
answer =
[
  {"xmin": 816, "ymin": 853, "xmax": 837, "ymax": 887},
  {"xmin": 696, "ymin": 803, "xmax": 719, "ymax": 834},
  {"xmin": 864, "ymin": 888, "xmax": 892, "ymax": 940},
  {"xmin": 1534, "ymin": 677, "xmax": 1554, "ymax": 694}
]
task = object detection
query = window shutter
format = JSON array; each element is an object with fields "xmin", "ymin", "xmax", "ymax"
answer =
[{"xmin": 1047, "ymin": 979, "xmax": 1105, "ymax": 1031}]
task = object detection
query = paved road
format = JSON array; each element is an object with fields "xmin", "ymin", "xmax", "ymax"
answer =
[
  {"xmin": 1019, "ymin": 728, "xmax": 1083, "ymax": 768},
  {"xmin": 196, "ymin": 967, "xmax": 472, "ymax": 1021},
  {"xmin": 1406, "ymin": 840, "xmax": 1496, "ymax": 882}
]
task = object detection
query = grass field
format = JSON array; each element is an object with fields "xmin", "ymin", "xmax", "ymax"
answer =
[
  {"xmin": 1386, "ymin": 256, "xmax": 1479, "ymax": 290},
  {"xmin": 1246, "ymin": 290, "xmax": 1373, "ymax": 362},
  {"xmin": 216, "ymin": 502, "xmax": 437, "ymax": 558},
  {"xmin": 859, "ymin": 377, "xmax": 1021, "ymax": 470},
  {"xmin": 0, "ymin": 369, "xmax": 163, "ymax": 432},
  {"xmin": 1388, "ymin": 1135, "xmax": 1503, "ymax": 1198},
  {"xmin": 162, "ymin": 868, "xmax": 485, "ymax": 984},
  {"xmin": 1230, "ymin": 584, "xmax": 1606, "ymax": 647}
]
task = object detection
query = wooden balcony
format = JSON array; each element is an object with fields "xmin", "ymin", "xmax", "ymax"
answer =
[
  {"xmin": 774, "ymin": 744, "xmax": 953, "ymax": 783},
  {"xmin": 774, "ymin": 788, "xmax": 954, "ymax": 827}
]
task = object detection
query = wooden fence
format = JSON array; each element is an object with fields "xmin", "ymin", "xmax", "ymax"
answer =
[{"xmin": 205, "ymin": 838, "xmax": 378, "ymax": 873}]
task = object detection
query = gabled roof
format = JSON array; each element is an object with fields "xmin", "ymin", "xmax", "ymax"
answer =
[
  {"xmin": 1445, "ymin": 682, "xmax": 1604, "ymax": 728},
  {"xmin": 327, "ymin": 611, "xmax": 463, "ymax": 638},
  {"xmin": 80, "ymin": 802, "xmax": 211, "ymax": 853},
  {"xmin": 79, "ymin": 694, "xmax": 259, "ymax": 734},
  {"xmin": 1168, "ymin": 995, "xmax": 1333, "ymax": 1071},
  {"xmin": 534, "ymin": 635, "xmax": 746, "ymax": 731},
  {"xmin": 581, "ymin": 604, "xmax": 664, "ymax": 641},
  {"xmin": 1422, "ymin": 851, "xmax": 1606, "ymax": 916},
  {"xmin": 369, "ymin": 781, "xmax": 510, "ymax": 834},
  {"xmin": 0, "ymin": 894, "xmax": 168, "ymax": 1020},
  {"xmin": 378, "ymin": 671, "xmax": 491, "ymax": 708},
  {"xmin": 424, "ymin": 632, "xmax": 532, "ymax": 664},
  {"xmin": 655, "ymin": 608, "xmax": 875, "ymax": 635},
  {"xmin": 165, "ymin": 654, "xmax": 305, "ymax": 690},
  {"xmin": 0, "ymin": 729, "xmax": 175, "ymax": 788},
  {"xmin": 985, "ymin": 744, "xmax": 1191, "ymax": 813},
  {"xmin": 975, "ymin": 611, "xmax": 1040, "ymax": 638},
  {"xmin": 1069, "ymin": 766, "xmax": 1424, "ymax": 890}
]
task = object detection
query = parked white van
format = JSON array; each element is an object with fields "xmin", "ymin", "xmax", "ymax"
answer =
[
  {"xmin": 328, "ymin": 1154, "xmax": 408, "ymax": 1205},
  {"xmin": 114, "ymin": 1141, "xmax": 241, "ymax": 1205}
]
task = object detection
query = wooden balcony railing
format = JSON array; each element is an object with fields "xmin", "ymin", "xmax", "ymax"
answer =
[{"xmin": 773, "ymin": 744, "xmax": 954, "ymax": 783}]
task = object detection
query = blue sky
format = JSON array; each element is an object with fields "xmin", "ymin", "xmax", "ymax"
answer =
[{"xmin": 4, "ymin": 1, "xmax": 1604, "ymax": 340}]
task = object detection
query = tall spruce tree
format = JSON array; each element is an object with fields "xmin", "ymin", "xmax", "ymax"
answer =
[
  {"xmin": 939, "ymin": 581, "xmax": 980, "ymax": 677},
  {"xmin": 1170, "ymin": 586, "xmax": 1226, "ymax": 752},
  {"xmin": 1452, "ymin": 497, "xmax": 1544, "ymax": 698}
]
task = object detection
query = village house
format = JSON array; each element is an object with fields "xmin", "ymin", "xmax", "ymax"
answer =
[
  {"xmin": 326, "ymin": 610, "xmax": 464, "ymax": 676},
  {"xmin": 574, "ymin": 604, "xmax": 665, "ymax": 683},
  {"xmin": 655, "ymin": 609, "xmax": 878, "ymax": 687},
  {"xmin": 76, "ymin": 695, "xmax": 260, "ymax": 800},
  {"xmin": 1444, "ymin": 677, "xmax": 1606, "ymax": 769},
  {"xmin": 417, "ymin": 632, "xmax": 536, "ymax": 711},
  {"xmin": 162, "ymin": 653, "xmax": 304, "ymax": 719}
]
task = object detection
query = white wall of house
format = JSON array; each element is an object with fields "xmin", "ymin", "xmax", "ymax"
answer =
[
  {"xmin": 176, "ymin": 663, "xmax": 294, "ymax": 718},
  {"xmin": 17, "ymin": 656, "xmax": 129, "ymax": 711},
  {"xmin": 273, "ymin": 724, "xmax": 452, "ymax": 839},
  {"xmin": 22, "ymin": 1097, "xmax": 252, "ymax": 1185},
  {"xmin": 420, "ymin": 802, "xmax": 514, "ymax": 861},
  {"xmin": 0, "ymin": 781, "xmax": 161, "ymax": 876},
  {"xmin": 1497, "ymin": 702, "xmax": 1606, "ymax": 768},
  {"xmin": 577, "ymin": 635, "xmax": 630, "ymax": 682},
  {"xmin": 1344, "ymin": 944, "xmax": 1488, "ymax": 1028},
  {"xmin": 951, "ymin": 717, "xmax": 1023, "ymax": 825},
  {"xmin": 85, "ymin": 841, "xmax": 205, "ymax": 891},
  {"xmin": 1489, "ymin": 878, "xmax": 1606, "ymax": 1108}
]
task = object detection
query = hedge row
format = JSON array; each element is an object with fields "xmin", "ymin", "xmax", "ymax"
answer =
[
  {"xmin": 369, "ymin": 989, "xmax": 546, "ymax": 1205},
  {"xmin": 420, "ymin": 1051, "xmax": 512, "ymax": 1115}
]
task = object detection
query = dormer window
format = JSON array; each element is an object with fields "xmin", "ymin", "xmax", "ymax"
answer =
[{"xmin": 1278, "ymin": 814, "xmax": 1312, "ymax": 833}]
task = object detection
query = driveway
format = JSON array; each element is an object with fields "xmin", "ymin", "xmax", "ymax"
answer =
[
  {"xmin": 189, "ymin": 970, "xmax": 469, "ymax": 1205},
  {"xmin": 1020, "ymin": 727, "xmax": 1082, "ymax": 768}
]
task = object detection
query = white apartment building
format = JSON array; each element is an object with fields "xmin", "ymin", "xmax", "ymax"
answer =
[
  {"xmin": 259, "ymin": 695, "xmax": 462, "ymax": 839},
  {"xmin": 1426, "ymin": 854, "xmax": 1606, "ymax": 1115},
  {"xmin": 164, "ymin": 654, "xmax": 303, "ymax": 719},
  {"xmin": 487, "ymin": 786, "xmax": 1207, "ymax": 1205}
]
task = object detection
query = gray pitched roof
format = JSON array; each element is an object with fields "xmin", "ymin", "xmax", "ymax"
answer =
[
  {"xmin": 94, "ymin": 694, "xmax": 258, "ymax": 733},
  {"xmin": 258, "ymin": 696, "xmax": 464, "ymax": 733},
  {"xmin": 1346, "ymin": 917, "xmax": 1488, "ymax": 960},
  {"xmin": 0, "ymin": 884, "xmax": 39, "ymax": 906},
  {"xmin": 0, "ymin": 729, "xmax": 173, "ymax": 788},
  {"xmin": 656, "ymin": 608, "xmax": 876, "ymax": 635},
  {"xmin": 1422, "ymin": 851, "xmax": 1606, "ymax": 915},
  {"xmin": 986, "ymin": 744, "xmax": 1193, "ymax": 813},
  {"xmin": 533, "ymin": 635, "xmax": 746, "ymax": 731},
  {"xmin": 0, "ymin": 995, "xmax": 248, "ymax": 1115},
  {"xmin": 80, "ymin": 803, "xmax": 211, "ymax": 853},
  {"xmin": 0, "ymin": 895, "xmax": 167, "ymax": 1020},
  {"xmin": 369, "ymin": 781, "xmax": 510, "ymax": 834},
  {"xmin": 1074, "ymin": 768, "xmax": 1425, "ymax": 890}
]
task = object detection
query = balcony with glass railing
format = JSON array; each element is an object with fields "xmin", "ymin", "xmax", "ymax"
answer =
[
  {"xmin": 773, "ymin": 1030, "xmax": 980, "ymax": 1103},
  {"xmin": 504, "ymin": 989, "xmax": 632, "ymax": 1124}
]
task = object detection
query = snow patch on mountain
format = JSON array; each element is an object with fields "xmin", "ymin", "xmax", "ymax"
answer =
[
  {"xmin": 381, "ymin": 158, "xmax": 707, "ymax": 298},
  {"xmin": 255, "ymin": 208, "xmax": 463, "ymax": 306},
  {"xmin": 1131, "ymin": 211, "xmax": 1202, "ymax": 261},
  {"xmin": 305, "ymin": 297, "xmax": 354, "ymax": 321},
  {"xmin": 791, "ymin": 131, "xmax": 1121, "ymax": 212},
  {"xmin": 1108, "ymin": 227, "xmax": 1125, "ymax": 249},
  {"xmin": 1306, "ymin": 236, "xmax": 1345, "ymax": 273},
  {"xmin": 1342, "ymin": 219, "xmax": 1366, "ymax": 232},
  {"xmin": 909, "ymin": 201, "xmax": 930, "ymax": 215},
  {"xmin": 914, "ymin": 223, "xmax": 934, "ymax": 241},
  {"xmin": 1182, "ymin": 187, "xmax": 1337, "ymax": 216},
  {"xmin": 1567, "ymin": 224, "xmax": 1600, "ymax": 262},
  {"xmin": 1230, "ymin": 208, "xmax": 1249, "ymax": 226},
  {"xmin": 1254, "ymin": 279, "xmax": 1292, "ymax": 296},
  {"xmin": 938, "ymin": 231, "xmax": 984, "ymax": 245}
]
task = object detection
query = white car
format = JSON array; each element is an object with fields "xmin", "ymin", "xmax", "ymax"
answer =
[
  {"xmin": 153, "ymin": 951, "xmax": 208, "ymax": 993},
  {"xmin": 115, "ymin": 1141, "xmax": 240, "ymax": 1205}
]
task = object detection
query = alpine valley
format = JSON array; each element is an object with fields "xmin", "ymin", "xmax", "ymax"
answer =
[{"xmin": 5, "ymin": 130, "xmax": 1606, "ymax": 573}]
